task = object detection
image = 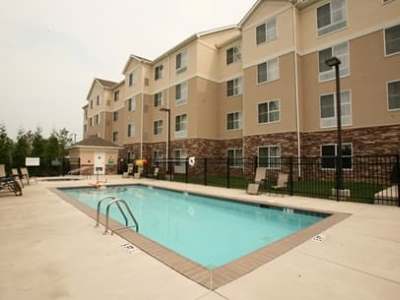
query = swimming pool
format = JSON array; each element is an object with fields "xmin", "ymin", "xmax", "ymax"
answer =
[{"xmin": 61, "ymin": 185, "xmax": 327, "ymax": 269}]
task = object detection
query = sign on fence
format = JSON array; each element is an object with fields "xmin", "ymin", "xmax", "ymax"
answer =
[{"xmin": 25, "ymin": 157, "xmax": 40, "ymax": 166}]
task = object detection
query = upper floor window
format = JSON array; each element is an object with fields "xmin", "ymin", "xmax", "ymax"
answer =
[
  {"xmin": 112, "ymin": 131, "xmax": 118, "ymax": 143},
  {"xmin": 84, "ymin": 110, "xmax": 88, "ymax": 120},
  {"xmin": 257, "ymin": 58, "xmax": 279, "ymax": 84},
  {"xmin": 90, "ymin": 100, "xmax": 93, "ymax": 109},
  {"xmin": 227, "ymin": 148, "xmax": 243, "ymax": 168},
  {"xmin": 154, "ymin": 92, "xmax": 163, "ymax": 107},
  {"xmin": 175, "ymin": 82, "xmax": 188, "ymax": 105},
  {"xmin": 175, "ymin": 114, "xmax": 187, "ymax": 138},
  {"xmin": 317, "ymin": 0, "xmax": 347, "ymax": 36},
  {"xmin": 226, "ymin": 46, "xmax": 241, "ymax": 65},
  {"xmin": 89, "ymin": 118, "xmax": 93, "ymax": 127},
  {"xmin": 321, "ymin": 143, "xmax": 352, "ymax": 170},
  {"xmin": 176, "ymin": 51, "xmax": 187, "ymax": 73},
  {"xmin": 227, "ymin": 78, "xmax": 242, "ymax": 97},
  {"xmin": 388, "ymin": 80, "xmax": 400, "ymax": 110},
  {"xmin": 83, "ymin": 124, "xmax": 87, "ymax": 133},
  {"xmin": 96, "ymin": 96, "xmax": 100, "ymax": 106},
  {"xmin": 318, "ymin": 41, "xmax": 349, "ymax": 82},
  {"xmin": 128, "ymin": 97, "xmax": 136, "ymax": 112},
  {"xmin": 114, "ymin": 90, "xmax": 120, "ymax": 102},
  {"xmin": 227, "ymin": 112, "xmax": 241, "ymax": 130},
  {"xmin": 258, "ymin": 145, "xmax": 281, "ymax": 169},
  {"xmin": 128, "ymin": 73, "xmax": 133, "ymax": 87},
  {"xmin": 154, "ymin": 120, "xmax": 163, "ymax": 135},
  {"xmin": 256, "ymin": 17, "xmax": 277, "ymax": 45},
  {"xmin": 258, "ymin": 100, "xmax": 280, "ymax": 124},
  {"xmin": 127, "ymin": 124, "xmax": 135, "ymax": 137},
  {"xmin": 95, "ymin": 114, "xmax": 99, "ymax": 125},
  {"xmin": 113, "ymin": 111, "xmax": 118, "ymax": 122},
  {"xmin": 385, "ymin": 24, "xmax": 400, "ymax": 56},
  {"xmin": 155, "ymin": 65, "xmax": 163, "ymax": 80},
  {"xmin": 320, "ymin": 91, "xmax": 352, "ymax": 128}
]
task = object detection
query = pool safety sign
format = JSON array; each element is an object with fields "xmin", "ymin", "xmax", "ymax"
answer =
[{"xmin": 25, "ymin": 157, "xmax": 40, "ymax": 166}]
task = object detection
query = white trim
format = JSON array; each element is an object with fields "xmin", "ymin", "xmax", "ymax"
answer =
[
  {"xmin": 244, "ymin": 48, "xmax": 293, "ymax": 69},
  {"xmin": 386, "ymin": 79, "xmax": 400, "ymax": 111},
  {"xmin": 257, "ymin": 145, "xmax": 282, "ymax": 170},
  {"xmin": 256, "ymin": 99, "xmax": 281, "ymax": 125},
  {"xmin": 153, "ymin": 119, "xmax": 163, "ymax": 136},
  {"xmin": 383, "ymin": 23, "xmax": 400, "ymax": 57},
  {"xmin": 315, "ymin": 0, "xmax": 348, "ymax": 38},
  {"xmin": 174, "ymin": 113, "xmax": 188, "ymax": 139},
  {"xmin": 319, "ymin": 89, "xmax": 353, "ymax": 129},
  {"xmin": 241, "ymin": 3, "xmax": 292, "ymax": 30},
  {"xmin": 255, "ymin": 16, "xmax": 278, "ymax": 46},
  {"xmin": 317, "ymin": 40, "xmax": 351, "ymax": 83},
  {"xmin": 255, "ymin": 57, "xmax": 280, "ymax": 86},
  {"xmin": 227, "ymin": 147, "xmax": 243, "ymax": 169},
  {"xmin": 226, "ymin": 77, "xmax": 243, "ymax": 97},
  {"xmin": 226, "ymin": 111, "xmax": 242, "ymax": 131},
  {"xmin": 320, "ymin": 142, "xmax": 353, "ymax": 171}
]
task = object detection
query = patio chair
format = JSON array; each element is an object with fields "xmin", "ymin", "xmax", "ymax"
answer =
[
  {"xmin": 20, "ymin": 167, "xmax": 30, "ymax": 185},
  {"xmin": 269, "ymin": 173, "xmax": 289, "ymax": 196},
  {"xmin": 11, "ymin": 168, "xmax": 24, "ymax": 187},
  {"xmin": 247, "ymin": 167, "xmax": 267, "ymax": 195},
  {"xmin": 0, "ymin": 165, "xmax": 23, "ymax": 196}
]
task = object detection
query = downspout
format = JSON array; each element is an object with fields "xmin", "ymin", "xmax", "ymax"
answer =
[
  {"xmin": 166, "ymin": 55, "xmax": 171, "ymax": 162},
  {"xmin": 292, "ymin": 4, "xmax": 302, "ymax": 177},
  {"xmin": 140, "ymin": 69, "xmax": 144, "ymax": 160}
]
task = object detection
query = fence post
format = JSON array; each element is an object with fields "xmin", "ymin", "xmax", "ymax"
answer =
[
  {"xmin": 289, "ymin": 156, "xmax": 294, "ymax": 196},
  {"xmin": 254, "ymin": 156, "xmax": 258, "ymax": 175},
  {"xmin": 204, "ymin": 158, "xmax": 208, "ymax": 186},
  {"xmin": 396, "ymin": 155, "xmax": 400, "ymax": 207},
  {"xmin": 227, "ymin": 157, "xmax": 231, "ymax": 189},
  {"xmin": 185, "ymin": 158, "xmax": 189, "ymax": 184}
]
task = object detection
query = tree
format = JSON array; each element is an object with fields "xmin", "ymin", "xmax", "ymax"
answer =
[
  {"xmin": 0, "ymin": 124, "xmax": 14, "ymax": 171},
  {"xmin": 12, "ymin": 129, "xmax": 31, "ymax": 168},
  {"xmin": 54, "ymin": 128, "xmax": 73, "ymax": 158},
  {"xmin": 31, "ymin": 127, "xmax": 47, "ymax": 175}
]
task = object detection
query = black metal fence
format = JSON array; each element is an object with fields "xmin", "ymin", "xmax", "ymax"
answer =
[{"xmin": 144, "ymin": 155, "xmax": 400, "ymax": 206}]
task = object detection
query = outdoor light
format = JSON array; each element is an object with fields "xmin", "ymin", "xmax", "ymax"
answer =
[{"xmin": 325, "ymin": 57, "xmax": 341, "ymax": 68}]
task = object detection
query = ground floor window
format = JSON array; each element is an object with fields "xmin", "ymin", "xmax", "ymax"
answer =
[
  {"xmin": 174, "ymin": 149, "xmax": 187, "ymax": 167},
  {"xmin": 321, "ymin": 143, "xmax": 353, "ymax": 170},
  {"xmin": 258, "ymin": 145, "xmax": 281, "ymax": 169},
  {"xmin": 227, "ymin": 148, "xmax": 243, "ymax": 168},
  {"xmin": 152, "ymin": 150, "xmax": 163, "ymax": 165}
]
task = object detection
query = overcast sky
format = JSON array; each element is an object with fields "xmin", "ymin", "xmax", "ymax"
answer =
[{"xmin": 0, "ymin": 0, "xmax": 254, "ymax": 140}]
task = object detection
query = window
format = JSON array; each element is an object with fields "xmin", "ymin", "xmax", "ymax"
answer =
[
  {"xmin": 258, "ymin": 146, "xmax": 281, "ymax": 169},
  {"xmin": 227, "ymin": 148, "xmax": 243, "ymax": 168},
  {"xmin": 154, "ymin": 120, "xmax": 163, "ymax": 135},
  {"xmin": 385, "ymin": 24, "xmax": 400, "ymax": 56},
  {"xmin": 320, "ymin": 91, "xmax": 352, "ymax": 128},
  {"xmin": 226, "ymin": 46, "xmax": 241, "ymax": 65},
  {"xmin": 114, "ymin": 90, "xmax": 120, "ymax": 101},
  {"xmin": 113, "ymin": 111, "xmax": 118, "ymax": 122},
  {"xmin": 112, "ymin": 131, "xmax": 118, "ymax": 143},
  {"xmin": 174, "ymin": 149, "xmax": 187, "ymax": 166},
  {"xmin": 388, "ymin": 80, "xmax": 400, "ymax": 110},
  {"xmin": 227, "ymin": 78, "xmax": 242, "ymax": 97},
  {"xmin": 256, "ymin": 17, "xmax": 277, "ymax": 45},
  {"xmin": 175, "ymin": 114, "xmax": 187, "ymax": 138},
  {"xmin": 83, "ymin": 124, "xmax": 87, "ymax": 133},
  {"xmin": 176, "ymin": 51, "xmax": 187, "ymax": 73},
  {"xmin": 227, "ymin": 112, "xmax": 241, "ymax": 130},
  {"xmin": 258, "ymin": 100, "xmax": 280, "ymax": 124},
  {"xmin": 96, "ymin": 96, "xmax": 100, "ymax": 106},
  {"xmin": 89, "ymin": 118, "xmax": 93, "ymax": 126},
  {"xmin": 127, "ymin": 124, "xmax": 135, "ymax": 137},
  {"xmin": 90, "ymin": 100, "xmax": 93, "ymax": 109},
  {"xmin": 95, "ymin": 114, "xmax": 99, "ymax": 125},
  {"xmin": 154, "ymin": 92, "xmax": 163, "ymax": 107},
  {"xmin": 175, "ymin": 82, "xmax": 188, "ymax": 105},
  {"xmin": 152, "ymin": 150, "xmax": 163, "ymax": 164},
  {"xmin": 128, "ymin": 97, "xmax": 136, "ymax": 112},
  {"xmin": 84, "ymin": 110, "xmax": 88, "ymax": 120},
  {"xmin": 155, "ymin": 65, "xmax": 163, "ymax": 80},
  {"xmin": 257, "ymin": 58, "xmax": 279, "ymax": 84},
  {"xmin": 128, "ymin": 73, "xmax": 133, "ymax": 87},
  {"xmin": 319, "ymin": 42, "xmax": 350, "ymax": 81},
  {"xmin": 321, "ymin": 144, "xmax": 352, "ymax": 169},
  {"xmin": 317, "ymin": 0, "xmax": 347, "ymax": 36}
]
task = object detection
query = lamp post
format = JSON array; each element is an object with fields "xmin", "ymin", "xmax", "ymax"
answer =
[
  {"xmin": 160, "ymin": 108, "xmax": 171, "ymax": 176},
  {"xmin": 325, "ymin": 56, "xmax": 343, "ymax": 201}
]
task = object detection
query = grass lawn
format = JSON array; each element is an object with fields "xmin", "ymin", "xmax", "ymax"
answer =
[{"xmin": 168, "ymin": 174, "xmax": 385, "ymax": 204}]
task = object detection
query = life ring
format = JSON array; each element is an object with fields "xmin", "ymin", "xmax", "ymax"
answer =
[{"xmin": 188, "ymin": 156, "xmax": 196, "ymax": 167}]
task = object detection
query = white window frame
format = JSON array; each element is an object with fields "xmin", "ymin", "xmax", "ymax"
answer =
[
  {"xmin": 153, "ymin": 120, "xmax": 163, "ymax": 136},
  {"xmin": 227, "ymin": 148, "xmax": 243, "ymax": 169},
  {"xmin": 176, "ymin": 50, "xmax": 188, "ymax": 74},
  {"xmin": 128, "ymin": 97, "xmax": 136, "ymax": 112},
  {"xmin": 256, "ymin": 17, "xmax": 277, "ymax": 45},
  {"xmin": 257, "ymin": 145, "xmax": 281, "ymax": 170},
  {"xmin": 155, "ymin": 65, "xmax": 163, "ymax": 80},
  {"xmin": 318, "ymin": 41, "xmax": 350, "ymax": 82},
  {"xmin": 127, "ymin": 123, "xmax": 135, "ymax": 138},
  {"xmin": 319, "ymin": 90, "xmax": 352, "ymax": 128},
  {"xmin": 174, "ymin": 149, "xmax": 188, "ymax": 169},
  {"xmin": 316, "ymin": 0, "xmax": 347, "ymax": 37},
  {"xmin": 320, "ymin": 143, "xmax": 353, "ymax": 171},
  {"xmin": 226, "ymin": 112, "xmax": 242, "ymax": 131},
  {"xmin": 226, "ymin": 46, "xmax": 241, "ymax": 65},
  {"xmin": 227, "ymin": 77, "xmax": 242, "ymax": 97},
  {"xmin": 384, "ymin": 24, "xmax": 400, "ymax": 57},
  {"xmin": 152, "ymin": 150, "xmax": 163, "ymax": 164},
  {"xmin": 112, "ymin": 131, "xmax": 118, "ymax": 143},
  {"xmin": 95, "ymin": 114, "xmax": 100, "ymax": 125},
  {"xmin": 175, "ymin": 114, "xmax": 188, "ymax": 138},
  {"xmin": 96, "ymin": 95, "xmax": 100, "ymax": 106},
  {"xmin": 387, "ymin": 79, "xmax": 400, "ymax": 111},
  {"xmin": 113, "ymin": 111, "xmax": 118, "ymax": 122},
  {"xmin": 256, "ymin": 57, "xmax": 280, "ymax": 85},
  {"xmin": 257, "ymin": 100, "xmax": 281, "ymax": 124},
  {"xmin": 175, "ymin": 82, "xmax": 188, "ymax": 106}
]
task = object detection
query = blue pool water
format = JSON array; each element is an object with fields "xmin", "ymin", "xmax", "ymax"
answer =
[{"xmin": 62, "ymin": 185, "xmax": 326, "ymax": 268}]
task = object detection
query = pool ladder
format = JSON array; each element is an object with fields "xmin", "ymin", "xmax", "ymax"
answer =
[{"xmin": 96, "ymin": 196, "xmax": 139, "ymax": 235}]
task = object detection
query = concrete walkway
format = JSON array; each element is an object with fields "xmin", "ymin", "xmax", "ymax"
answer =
[{"xmin": 1, "ymin": 176, "xmax": 400, "ymax": 300}]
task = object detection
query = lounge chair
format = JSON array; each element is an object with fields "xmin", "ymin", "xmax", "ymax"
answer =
[
  {"xmin": 147, "ymin": 167, "xmax": 160, "ymax": 179},
  {"xmin": 20, "ymin": 167, "xmax": 30, "ymax": 185},
  {"xmin": 11, "ymin": 168, "xmax": 24, "ymax": 187},
  {"xmin": 0, "ymin": 165, "xmax": 23, "ymax": 196},
  {"xmin": 270, "ymin": 173, "xmax": 289, "ymax": 195},
  {"xmin": 247, "ymin": 167, "xmax": 267, "ymax": 195}
]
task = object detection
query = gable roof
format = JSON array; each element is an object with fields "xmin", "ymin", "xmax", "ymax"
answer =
[
  {"xmin": 122, "ymin": 55, "xmax": 153, "ymax": 74},
  {"xmin": 86, "ymin": 78, "xmax": 118, "ymax": 100},
  {"xmin": 71, "ymin": 135, "xmax": 121, "ymax": 149}
]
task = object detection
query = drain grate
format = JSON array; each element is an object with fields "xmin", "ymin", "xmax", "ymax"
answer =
[{"xmin": 312, "ymin": 234, "xmax": 325, "ymax": 242}]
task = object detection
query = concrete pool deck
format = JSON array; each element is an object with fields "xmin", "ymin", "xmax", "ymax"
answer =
[{"xmin": 1, "ymin": 176, "xmax": 400, "ymax": 299}]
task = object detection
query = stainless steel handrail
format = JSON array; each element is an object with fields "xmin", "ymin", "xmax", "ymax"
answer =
[
  {"xmin": 104, "ymin": 199, "xmax": 139, "ymax": 235},
  {"xmin": 95, "ymin": 196, "xmax": 116, "ymax": 227}
]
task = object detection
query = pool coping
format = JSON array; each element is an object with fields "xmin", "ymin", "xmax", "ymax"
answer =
[{"xmin": 51, "ymin": 183, "xmax": 350, "ymax": 290}]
